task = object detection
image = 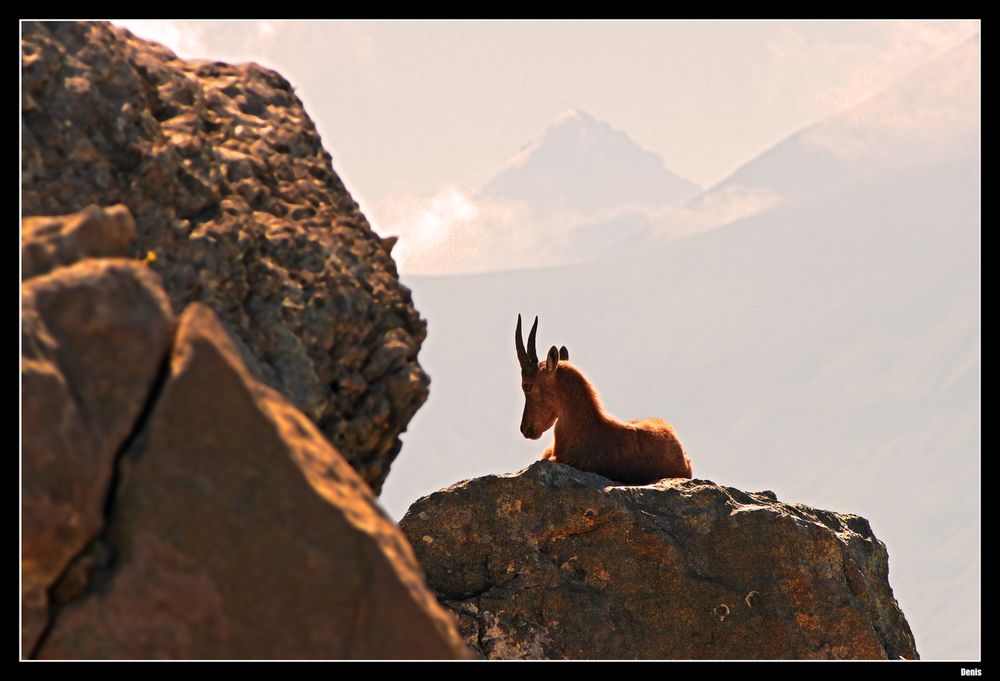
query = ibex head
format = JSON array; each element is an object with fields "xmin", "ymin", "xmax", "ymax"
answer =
[{"xmin": 515, "ymin": 314, "xmax": 569, "ymax": 440}]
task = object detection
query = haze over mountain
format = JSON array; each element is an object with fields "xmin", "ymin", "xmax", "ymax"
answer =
[
  {"xmin": 383, "ymin": 36, "xmax": 981, "ymax": 660},
  {"xmin": 482, "ymin": 108, "xmax": 700, "ymax": 213},
  {"xmin": 687, "ymin": 32, "xmax": 980, "ymax": 214},
  {"xmin": 378, "ymin": 32, "xmax": 980, "ymax": 277},
  {"xmin": 377, "ymin": 109, "xmax": 700, "ymax": 275},
  {"xmin": 387, "ymin": 156, "xmax": 980, "ymax": 661}
]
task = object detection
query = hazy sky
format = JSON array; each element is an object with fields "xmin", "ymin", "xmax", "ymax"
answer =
[
  {"xmin": 94, "ymin": 20, "xmax": 980, "ymax": 657},
  {"xmin": 114, "ymin": 20, "xmax": 978, "ymax": 211}
]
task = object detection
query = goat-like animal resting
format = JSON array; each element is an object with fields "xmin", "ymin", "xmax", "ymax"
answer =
[{"xmin": 515, "ymin": 314, "xmax": 692, "ymax": 483}]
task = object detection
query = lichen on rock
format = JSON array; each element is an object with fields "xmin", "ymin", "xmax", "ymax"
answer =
[{"xmin": 400, "ymin": 460, "xmax": 919, "ymax": 660}]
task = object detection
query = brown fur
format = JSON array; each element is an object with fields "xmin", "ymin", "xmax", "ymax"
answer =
[{"xmin": 521, "ymin": 359, "xmax": 692, "ymax": 484}]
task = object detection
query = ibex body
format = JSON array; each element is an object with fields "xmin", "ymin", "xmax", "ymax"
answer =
[{"xmin": 515, "ymin": 315, "xmax": 692, "ymax": 484}]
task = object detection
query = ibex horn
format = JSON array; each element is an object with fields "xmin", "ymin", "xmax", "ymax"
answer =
[
  {"xmin": 515, "ymin": 314, "xmax": 540, "ymax": 371},
  {"xmin": 527, "ymin": 315, "xmax": 539, "ymax": 365},
  {"xmin": 516, "ymin": 314, "xmax": 528, "ymax": 368}
]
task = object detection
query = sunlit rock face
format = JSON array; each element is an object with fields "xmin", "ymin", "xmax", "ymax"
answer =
[
  {"xmin": 401, "ymin": 461, "xmax": 918, "ymax": 660},
  {"xmin": 22, "ymin": 20, "xmax": 428, "ymax": 492},
  {"xmin": 28, "ymin": 302, "xmax": 470, "ymax": 660},
  {"xmin": 21, "ymin": 256, "xmax": 175, "ymax": 655}
]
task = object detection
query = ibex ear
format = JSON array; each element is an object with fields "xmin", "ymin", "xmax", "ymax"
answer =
[
  {"xmin": 546, "ymin": 346, "xmax": 560, "ymax": 372},
  {"xmin": 559, "ymin": 346, "xmax": 569, "ymax": 361}
]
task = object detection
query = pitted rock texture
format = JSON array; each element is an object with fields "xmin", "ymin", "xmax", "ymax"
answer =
[
  {"xmin": 34, "ymin": 303, "xmax": 470, "ymax": 660},
  {"xmin": 400, "ymin": 461, "xmax": 918, "ymax": 660},
  {"xmin": 21, "ymin": 259, "xmax": 175, "ymax": 653},
  {"xmin": 21, "ymin": 21, "xmax": 428, "ymax": 491}
]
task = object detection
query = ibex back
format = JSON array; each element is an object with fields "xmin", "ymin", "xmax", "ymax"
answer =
[{"xmin": 515, "ymin": 314, "xmax": 692, "ymax": 484}]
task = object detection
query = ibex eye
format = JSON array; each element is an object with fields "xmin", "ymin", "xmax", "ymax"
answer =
[{"xmin": 523, "ymin": 384, "xmax": 532, "ymax": 392}]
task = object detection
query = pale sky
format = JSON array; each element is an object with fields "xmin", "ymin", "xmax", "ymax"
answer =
[
  {"xmin": 113, "ymin": 20, "xmax": 979, "ymax": 212},
  {"xmin": 89, "ymin": 21, "xmax": 980, "ymax": 657}
]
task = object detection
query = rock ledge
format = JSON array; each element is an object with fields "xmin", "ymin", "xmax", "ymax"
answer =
[{"xmin": 400, "ymin": 461, "xmax": 918, "ymax": 660}]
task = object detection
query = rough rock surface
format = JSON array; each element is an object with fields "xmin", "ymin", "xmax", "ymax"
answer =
[
  {"xmin": 22, "ymin": 21, "xmax": 427, "ymax": 491},
  {"xmin": 21, "ymin": 259, "xmax": 175, "ymax": 653},
  {"xmin": 35, "ymin": 303, "xmax": 470, "ymax": 660},
  {"xmin": 22, "ymin": 204, "xmax": 137, "ymax": 280},
  {"xmin": 400, "ymin": 461, "xmax": 918, "ymax": 660}
]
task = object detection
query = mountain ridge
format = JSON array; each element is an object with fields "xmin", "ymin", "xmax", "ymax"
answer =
[
  {"xmin": 699, "ymin": 31, "xmax": 980, "ymax": 203},
  {"xmin": 481, "ymin": 108, "xmax": 701, "ymax": 213}
]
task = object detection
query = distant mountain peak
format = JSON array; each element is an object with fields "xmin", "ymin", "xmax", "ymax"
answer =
[
  {"xmin": 482, "ymin": 110, "xmax": 700, "ymax": 212},
  {"xmin": 545, "ymin": 108, "xmax": 616, "ymax": 134},
  {"xmin": 551, "ymin": 108, "xmax": 591, "ymax": 125},
  {"xmin": 497, "ymin": 109, "xmax": 609, "ymax": 174}
]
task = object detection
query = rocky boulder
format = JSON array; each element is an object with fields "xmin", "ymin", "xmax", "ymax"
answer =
[
  {"xmin": 400, "ymin": 461, "xmax": 918, "ymax": 660},
  {"xmin": 22, "ymin": 21, "xmax": 427, "ymax": 491},
  {"xmin": 21, "ymin": 258, "xmax": 175, "ymax": 654},
  {"xmin": 31, "ymin": 302, "xmax": 470, "ymax": 659},
  {"xmin": 22, "ymin": 204, "xmax": 137, "ymax": 280}
]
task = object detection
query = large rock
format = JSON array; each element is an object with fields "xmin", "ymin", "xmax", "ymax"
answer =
[
  {"xmin": 36, "ymin": 303, "xmax": 470, "ymax": 659},
  {"xmin": 21, "ymin": 21, "xmax": 427, "ymax": 491},
  {"xmin": 22, "ymin": 204, "xmax": 137, "ymax": 280},
  {"xmin": 400, "ymin": 461, "xmax": 918, "ymax": 660},
  {"xmin": 21, "ymin": 259, "xmax": 175, "ymax": 653}
]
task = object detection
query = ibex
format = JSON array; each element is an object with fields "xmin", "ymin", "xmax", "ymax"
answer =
[{"xmin": 515, "ymin": 314, "xmax": 692, "ymax": 483}]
